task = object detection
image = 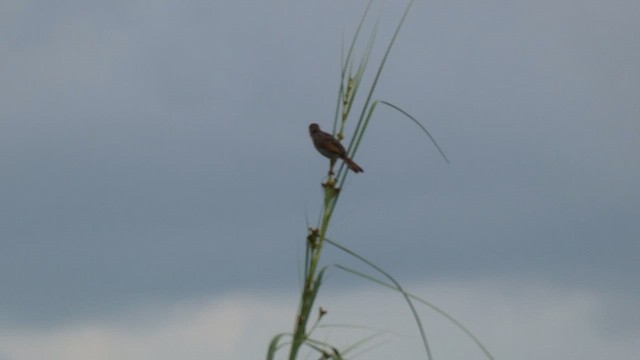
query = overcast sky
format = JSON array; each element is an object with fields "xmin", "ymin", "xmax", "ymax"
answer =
[{"xmin": 1, "ymin": 1, "xmax": 639, "ymax": 359}]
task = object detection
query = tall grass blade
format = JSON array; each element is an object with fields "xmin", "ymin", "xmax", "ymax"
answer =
[
  {"xmin": 333, "ymin": 0, "xmax": 416, "ymax": 195},
  {"xmin": 333, "ymin": 0, "xmax": 375, "ymax": 134},
  {"xmin": 340, "ymin": 19, "xmax": 379, "ymax": 132},
  {"xmin": 348, "ymin": 0, "xmax": 416, "ymax": 158}
]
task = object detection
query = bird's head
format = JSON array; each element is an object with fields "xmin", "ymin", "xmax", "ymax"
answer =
[{"xmin": 309, "ymin": 123, "xmax": 320, "ymax": 135}]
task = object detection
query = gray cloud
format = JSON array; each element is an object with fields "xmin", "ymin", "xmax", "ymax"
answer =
[{"xmin": 1, "ymin": 0, "xmax": 638, "ymax": 331}]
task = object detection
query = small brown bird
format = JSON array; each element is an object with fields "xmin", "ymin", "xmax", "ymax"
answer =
[{"xmin": 309, "ymin": 123, "xmax": 363, "ymax": 173}]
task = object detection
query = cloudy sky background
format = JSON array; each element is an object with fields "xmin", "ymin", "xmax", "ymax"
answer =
[{"xmin": 1, "ymin": 0, "xmax": 639, "ymax": 359}]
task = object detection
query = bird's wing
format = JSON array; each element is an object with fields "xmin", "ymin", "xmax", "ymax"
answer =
[{"xmin": 324, "ymin": 136, "xmax": 347, "ymax": 156}]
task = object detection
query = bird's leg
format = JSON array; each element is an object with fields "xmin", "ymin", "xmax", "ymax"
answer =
[{"xmin": 329, "ymin": 158, "xmax": 336, "ymax": 176}]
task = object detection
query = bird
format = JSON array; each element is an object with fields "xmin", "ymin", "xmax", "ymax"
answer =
[{"xmin": 309, "ymin": 123, "xmax": 363, "ymax": 173}]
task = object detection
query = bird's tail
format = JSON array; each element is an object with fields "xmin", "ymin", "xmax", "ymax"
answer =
[{"xmin": 342, "ymin": 156, "xmax": 363, "ymax": 173}]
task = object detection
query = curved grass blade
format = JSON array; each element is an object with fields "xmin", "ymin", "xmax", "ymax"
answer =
[
  {"xmin": 267, "ymin": 333, "xmax": 291, "ymax": 360},
  {"xmin": 347, "ymin": 338, "xmax": 392, "ymax": 360},
  {"xmin": 333, "ymin": 264, "xmax": 495, "ymax": 360},
  {"xmin": 325, "ymin": 238, "xmax": 433, "ymax": 360},
  {"xmin": 377, "ymin": 100, "xmax": 450, "ymax": 163},
  {"xmin": 340, "ymin": 331, "xmax": 387, "ymax": 356}
]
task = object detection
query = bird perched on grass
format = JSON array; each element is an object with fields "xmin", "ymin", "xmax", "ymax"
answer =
[{"xmin": 309, "ymin": 123, "xmax": 363, "ymax": 174}]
